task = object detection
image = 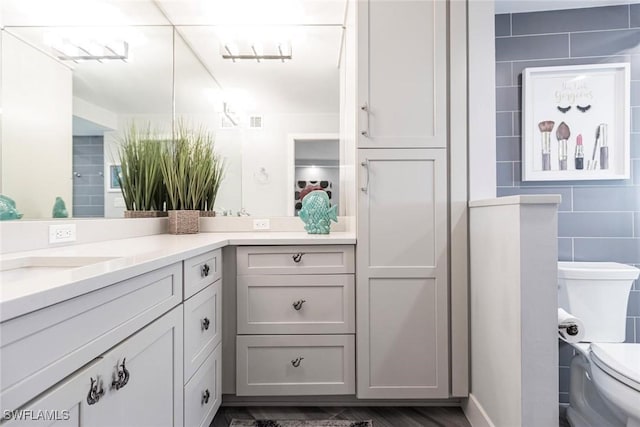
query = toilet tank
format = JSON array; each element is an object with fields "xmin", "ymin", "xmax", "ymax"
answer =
[{"xmin": 558, "ymin": 262, "xmax": 639, "ymax": 342}]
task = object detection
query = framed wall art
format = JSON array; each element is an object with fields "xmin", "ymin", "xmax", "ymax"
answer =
[{"xmin": 522, "ymin": 63, "xmax": 630, "ymax": 181}]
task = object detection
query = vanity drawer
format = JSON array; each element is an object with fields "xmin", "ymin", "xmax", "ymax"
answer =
[
  {"xmin": 236, "ymin": 245, "xmax": 354, "ymax": 275},
  {"xmin": 237, "ymin": 275, "xmax": 355, "ymax": 334},
  {"xmin": 184, "ymin": 281, "xmax": 222, "ymax": 382},
  {"xmin": 236, "ymin": 334, "xmax": 355, "ymax": 396},
  {"xmin": 0, "ymin": 263, "xmax": 182, "ymax": 412},
  {"xmin": 184, "ymin": 343, "xmax": 222, "ymax": 427},
  {"xmin": 184, "ymin": 249, "xmax": 221, "ymax": 299}
]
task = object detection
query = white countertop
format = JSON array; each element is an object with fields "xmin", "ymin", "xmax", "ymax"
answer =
[{"xmin": 0, "ymin": 232, "xmax": 356, "ymax": 322}]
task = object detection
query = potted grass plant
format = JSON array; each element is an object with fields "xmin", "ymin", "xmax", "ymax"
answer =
[
  {"xmin": 116, "ymin": 123, "xmax": 166, "ymax": 218},
  {"xmin": 160, "ymin": 123, "xmax": 224, "ymax": 234}
]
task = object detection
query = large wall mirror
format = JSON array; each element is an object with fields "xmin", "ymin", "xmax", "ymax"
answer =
[{"xmin": 0, "ymin": 0, "xmax": 349, "ymax": 219}]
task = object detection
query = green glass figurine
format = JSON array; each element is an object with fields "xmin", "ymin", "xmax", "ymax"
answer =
[
  {"xmin": 0, "ymin": 194, "xmax": 23, "ymax": 220},
  {"xmin": 52, "ymin": 197, "xmax": 69, "ymax": 218},
  {"xmin": 298, "ymin": 190, "xmax": 338, "ymax": 234}
]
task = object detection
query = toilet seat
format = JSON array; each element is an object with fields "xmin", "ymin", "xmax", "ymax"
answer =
[{"xmin": 590, "ymin": 343, "xmax": 640, "ymax": 392}]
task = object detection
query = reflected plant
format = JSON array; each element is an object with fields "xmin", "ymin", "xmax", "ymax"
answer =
[
  {"xmin": 160, "ymin": 121, "xmax": 225, "ymax": 211},
  {"xmin": 116, "ymin": 122, "xmax": 164, "ymax": 211}
]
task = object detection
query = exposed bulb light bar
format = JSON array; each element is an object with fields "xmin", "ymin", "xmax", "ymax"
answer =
[{"xmin": 221, "ymin": 42, "xmax": 291, "ymax": 62}]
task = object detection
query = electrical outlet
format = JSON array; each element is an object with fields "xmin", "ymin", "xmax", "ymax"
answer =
[
  {"xmin": 49, "ymin": 224, "xmax": 77, "ymax": 244},
  {"xmin": 253, "ymin": 219, "xmax": 270, "ymax": 230}
]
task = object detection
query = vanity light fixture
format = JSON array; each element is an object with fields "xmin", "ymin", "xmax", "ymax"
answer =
[
  {"xmin": 221, "ymin": 42, "xmax": 292, "ymax": 62},
  {"xmin": 45, "ymin": 33, "xmax": 129, "ymax": 62}
]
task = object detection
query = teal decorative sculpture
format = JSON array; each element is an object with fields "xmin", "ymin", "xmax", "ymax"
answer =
[
  {"xmin": 0, "ymin": 195, "xmax": 23, "ymax": 220},
  {"xmin": 298, "ymin": 190, "xmax": 338, "ymax": 234},
  {"xmin": 52, "ymin": 197, "xmax": 69, "ymax": 218}
]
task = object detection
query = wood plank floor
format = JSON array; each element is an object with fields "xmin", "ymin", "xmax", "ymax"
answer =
[{"xmin": 211, "ymin": 406, "xmax": 471, "ymax": 427}]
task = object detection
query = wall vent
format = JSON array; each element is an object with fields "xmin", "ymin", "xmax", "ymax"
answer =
[{"xmin": 249, "ymin": 116, "xmax": 263, "ymax": 129}]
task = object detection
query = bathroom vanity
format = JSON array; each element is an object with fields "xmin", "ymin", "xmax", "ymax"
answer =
[{"xmin": 0, "ymin": 233, "xmax": 355, "ymax": 426}]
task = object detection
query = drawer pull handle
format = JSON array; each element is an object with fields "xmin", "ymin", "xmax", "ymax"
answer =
[
  {"xmin": 291, "ymin": 357, "xmax": 304, "ymax": 368},
  {"xmin": 201, "ymin": 263, "xmax": 210, "ymax": 277},
  {"xmin": 111, "ymin": 358, "xmax": 130, "ymax": 390},
  {"xmin": 201, "ymin": 317, "xmax": 210, "ymax": 331},
  {"xmin": 201, "ymin": 389, "xmax": 210, "ymax": 405},
  {"xmin": 87, "ymin": 377, "xmax": 104, "ymax": 405},
  {"xmin": 292, "ymin": 300, "xmax": 306, "ymax": 311},
  {"xmin": 292, "ymin": 253, "xmax": 304, "ymax": 263}
]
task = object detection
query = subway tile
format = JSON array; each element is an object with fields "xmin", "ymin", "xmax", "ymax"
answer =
[
  {"xmin": 513, "ymin": 112, "xmax": 521, "ymax": 136},
  {"xmin": 559, "ymin": 341, "xmax": 575, "ymax": 367},
  {"xmin": 73, "ymin": 206, "xmax": 104, "ymax": 217},
  {"xmin": 73, "ymin": 185, "xmax": 104, "ymax": 196},
  {"xmin": 512, "ymin": 56, "xmax": 629, "ymax": 86},
  {"xmin": 512, "ymin": 6, "xmax": 629, "ymax": 36},
  {"xmin": 626, "ymin": 317, "xmax": 636, "ymax": 342},
  {"xmin": 558, "ymin": 212, "xmax": 634, "ymax": 238},
  {"xmin": 496, "ymin": 86, "xmax": 521, "ymax": 111},
  {"xmin": 573, "ymin": 186, "xmax": 640, "ymax": 211},
  {"xmin": 558, "ymin": 238, "xmax": 573, "ymax": 261},
  {"xmin": 628, "ymin": 291, "xmax": 640, "ymax": 316},
  {"xmin": 73, "ymin": 154, "xmax": 96, "ymax": 166},
  {"xmin": 495, "ymin": 14, "xmax": 511, "ymax": 37},
  {"xmin": 73, "ymin": 145, "xmax": 102, "ymax": 156},
  {"xmin": 633, "ymin": 82, "xmax": 640, "ymax": 108},
  {"xmin": 632, "ymin": 4, "xmax": 640, "ymax": 28},
  {"xmin": 559, "ymin": 367, "xmax": 571, "ymax": 393},
  {"xmin": 635, "ymin": 212, "xmax": 640, "ymax": 237},
  {"xmin": 72, "ymin": 195, "xmax": 91, "ymax": 205},
  {"xmin": 497, "ymin": 112, "xmax": 513, "ymax": 136},
  {"xmin": 634, "ymin": 107, "xmax": 640, "ymax": 133},
  {"xmin": 91, "ymin": 195, "xmax": 105, "ymax": 205},
  {"xmin": 633, "ymin": 133, "xmax": 640, "ymax": 159},
  {"xmin": 636, "ymin": 317, "xmax": 640, "ymax": 342},
  {"xmin": 632, "ymin": 55, "xmax": 640, "ymax": 80},
  {"xmin": 513, "ymin": 161, "xmax": 522, "ymax": 185},
  {"xmin": 496, "ymin": 62, "xmax": 512, "ymax": 87},
  {"xmin": 497, "ymin": 162, "xmax": 514, "ymax": 187},
  {"xmin": 574, "ymin": 238, "xmax": 640, "ymax": 263},
  {"xmin": 634, "ymin": 159, "xmax": 640, "ymax": 184},
  {"xmin": 89, "ymin": 175, "xmax": 105, "ymax": 185},
  {"xmin": 497, "ymin": 136, "xmax": 522, "ymax": 161},
  {"xmin": 570, "ymin": 29, "xmax": 640, "ymax": 58},
  {"xmin": 496, "ymin": 34, "xmax": 570, "ymax": 61},
  {"xmin": 559, "ymin": 392, "xmax": 570, "ymax": 405},
  {"xmin": 497, "ymin": 186, "xmax": 572, "ymax": 211}
]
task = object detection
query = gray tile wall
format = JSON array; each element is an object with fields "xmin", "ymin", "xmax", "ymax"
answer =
[
  {"xmin": 72, "ymin": 136, "xmax": 104, "ymax": 217},
  {"xmin": 495, "ymin": 4, "xmax": 640, "ymax": 406}
]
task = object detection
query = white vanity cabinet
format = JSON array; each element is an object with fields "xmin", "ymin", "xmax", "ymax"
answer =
[
  {"xmin": 4, "ymin": 306, "xmax": 184, "ymax": 427},
  {"xmin": 355, "ymin": 0, "xmax": 451, "ymax": 399},
  {"xmin": 182, "ymin": 249, "xmax": 222, "ymax": 427},
  {"xmin": 235, "ymin": 245, "xmax": 355, "ymax": 396}
]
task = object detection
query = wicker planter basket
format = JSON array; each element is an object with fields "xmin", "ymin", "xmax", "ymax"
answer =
[
  {"xmin": 168, "ymin": 210, "xmax": 200, "ymax": 234},
  {"xmin": 124, "ymin": 210, "xmax": 168, "ymax": 218},
  {"xmin": 199, "ymin": 211, "xmax": 216, "ymax": 217}
]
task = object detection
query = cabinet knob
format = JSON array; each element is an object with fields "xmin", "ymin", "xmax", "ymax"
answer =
[
  {"xmin": 201, "ymin": 389, "xmax": 210, "ymax": 405},
  {"xmin": 111, "ymin": 358, "xmax": 130, "ymax": 391},
  {"xmin": 291, "ymin": 357, "xmax": 304, "ymax": 368},
  {"xmin": 292, "ymin": 300, "xmax": 306, "ymax": 311},
  {"xmin": 292, "ymin": 253, "xmax": 304, "ymax": 263},
  {"xmin": 201, "ymin": 264, "xmax": 210, "ymax": 278},
  {"xmin": 87, "ymin": 377, "xmax": 104, "ymax": 405},
  {"xmin": 201, "ymin": 317, "xmax": 210, "ymax": 331}
]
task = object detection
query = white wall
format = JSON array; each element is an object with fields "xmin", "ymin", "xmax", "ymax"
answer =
[{"xmin": 0, "ymin": 30, "xmax": 72, "ymax": 219}]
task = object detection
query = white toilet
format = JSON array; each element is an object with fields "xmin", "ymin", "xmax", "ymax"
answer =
[{"xmin": 558, "ymin": 262, "xmax": 640, "ymax": 427}]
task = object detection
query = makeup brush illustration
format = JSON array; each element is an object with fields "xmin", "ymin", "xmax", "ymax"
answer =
[
  {"xmin": 556, "ymin": 122, "xmax": 570, "ymax": 171},
  {"xmin": 538, "ymin": 120, "xmax": 555, "ymax": 171}
]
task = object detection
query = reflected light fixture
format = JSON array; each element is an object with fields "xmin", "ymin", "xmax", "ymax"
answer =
[
  {"xmin": 221, "ymin": 41, "xmax": 291, "ymax": 63},
  {"xmin": 44, "ymin": 29, "xmax": 134, "ymax": 62}
]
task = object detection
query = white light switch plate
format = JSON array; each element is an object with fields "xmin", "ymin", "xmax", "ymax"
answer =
[
  {"xmin": 253, "ymin": 219, "xmax": 270, "ymax": 230},
  {"xmin": 49, "ymin": 224, "xmax": 77, "ymax": 244}
]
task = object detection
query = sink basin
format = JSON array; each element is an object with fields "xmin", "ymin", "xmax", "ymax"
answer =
[{"xmin": 0, "ymin": 256, "xmax": 121, "ymax": 284}]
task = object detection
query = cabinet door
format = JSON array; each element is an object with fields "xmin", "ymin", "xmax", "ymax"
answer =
[
  {"xmin": 91, "ymin": 306, "xmax": 184, "ymax": 427},
  {"xmin": 357, "ymin": 149, "xmax": 449, "ymax": 398},
  {"xmin": 3, "ymin": 359, "xmax": 104, "ymax": 427},
  {"xmin": 357, "ymin": 0, "xmax": 447, "ymax": 148}
]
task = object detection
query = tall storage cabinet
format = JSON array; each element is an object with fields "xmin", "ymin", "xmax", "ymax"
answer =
[{"xmin": 356, "ymin": 0, "xmax": 450, "ymax": 399}]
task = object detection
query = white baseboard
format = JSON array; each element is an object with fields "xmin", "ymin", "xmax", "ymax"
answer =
[
  {"xmin": 222, "ymin": 394, "xmax": 463, "ymax": 407},
  {"xmin": 462, "ymin": 394, "xmax": 495, "ymax": 427}
]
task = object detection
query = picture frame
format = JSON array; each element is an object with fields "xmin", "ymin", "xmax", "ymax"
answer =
[
  {"xmin": 108, "ymin": 164, "xmax": 122, "ymax": 192},
  {"xmin": 522, "ymin": 63, "xmax": 630, "ymax": 181}
]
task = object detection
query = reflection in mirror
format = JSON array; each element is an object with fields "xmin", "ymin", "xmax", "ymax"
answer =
[
  {"xmin": 174, "ymin": 25, "xmax": 341, "ymax": 217},
  {"xmin": 0, "ymin": 25, "xmax": 174, "ymax": 219}
]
